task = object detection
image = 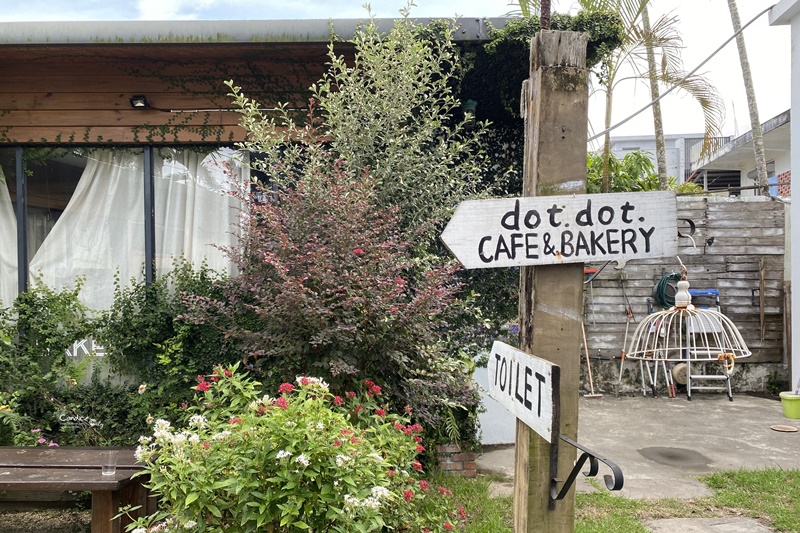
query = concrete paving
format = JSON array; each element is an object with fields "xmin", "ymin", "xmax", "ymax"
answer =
[{"xmin": 476, "ymin": 393, "xmax": 800, "ymax": 532}]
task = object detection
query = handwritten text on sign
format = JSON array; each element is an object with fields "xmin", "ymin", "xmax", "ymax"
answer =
[
  {"xmin": 440, "ymin": 191, "xmax": 677, "ymax": 269},
  {"xmin": 488, "ymin": 341, "xmax": 560, "ymax": 443}
]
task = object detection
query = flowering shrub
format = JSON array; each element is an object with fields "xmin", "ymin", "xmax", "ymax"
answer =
[{"xmin": 128, "ymin": 365, "xmax": 465, "ymax": 532}]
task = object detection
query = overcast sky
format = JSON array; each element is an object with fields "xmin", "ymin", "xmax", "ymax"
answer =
[{"xmin": 0, "ymin": 0, "xmax": 790, "ymax": 143}]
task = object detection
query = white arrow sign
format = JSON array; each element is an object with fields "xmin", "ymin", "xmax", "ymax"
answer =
[
  {"xmin": 488, "ymin": 341, "xmax": 559, "ymax": 443},
  {"xmin": 441, "ymin": 191, "xmax": 677, "ymax": 269}
]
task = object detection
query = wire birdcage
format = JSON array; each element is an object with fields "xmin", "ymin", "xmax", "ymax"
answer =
[{"xmin": 626, "ymin": 262, "xmax": 751, "ymax": 400}]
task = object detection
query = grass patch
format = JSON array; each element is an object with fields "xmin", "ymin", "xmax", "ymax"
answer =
[
  {"xmin": 703, "ymin": 469, "xmax": 800, "ymax": 531},
  {"xmin": 437, "ymin": 468, "xmax": 800, "ymax": 533}
]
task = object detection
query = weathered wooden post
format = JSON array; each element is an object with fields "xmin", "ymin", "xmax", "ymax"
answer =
[
  {"xmin": 514, "ymin": 30, "xmax": 588, "ymax": 533},
  {"xmin": 442, "ymin": 28, "xmax": 675, "ymax": 533}
]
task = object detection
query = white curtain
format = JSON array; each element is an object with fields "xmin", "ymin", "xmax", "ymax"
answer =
[
  {"xmin": 29, "ymin": 150, "xmax": 146, "ymax": 311},
  {"xmin": 0, "ymin": 167, "xmax": 17, "ymax": 308},
  {"xmin": 28, "ymin": 148, "xmax": 245, "ymax": 311},
  {"xmin": 154, "ymin": 148, "xmax": 245, "ymax": 277}
]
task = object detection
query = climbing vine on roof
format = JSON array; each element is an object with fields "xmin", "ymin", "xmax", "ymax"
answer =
[{"xmin": 461, "ymin": 11, "xmax": 625, "ymax": 123}]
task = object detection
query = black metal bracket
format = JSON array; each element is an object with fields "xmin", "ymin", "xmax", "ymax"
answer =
[{"xmin": 549, "ymin": 434, "xmax": 624, "ymax": 508}]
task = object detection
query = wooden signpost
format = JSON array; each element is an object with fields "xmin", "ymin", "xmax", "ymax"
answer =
[
  {"xmin": 441, "ymin": 31, "xmax": 676, "ymax": 533},
  {"xmin": 488, "ymin": 341, "xmax": 559, "ymax": 444},
  {"xmin": 441, "ymin": 191, "xmax": 677, "ymax": 270}
]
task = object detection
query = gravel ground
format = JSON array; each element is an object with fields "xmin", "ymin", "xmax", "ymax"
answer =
[{"xmin": 0, "ymin": 510, "xmax": 90, "ymax": 532}]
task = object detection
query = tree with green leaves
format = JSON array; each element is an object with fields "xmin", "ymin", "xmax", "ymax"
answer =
[{"xmin": 726, "ymin": 0, "xmax": 768, "ymax": 195}]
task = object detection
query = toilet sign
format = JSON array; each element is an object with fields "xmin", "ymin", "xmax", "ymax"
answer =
[
  {"xmin": 488, "ymin": 341, "xmax": 560, "ymax": 443},
  {"xmin": 441, "ymin": 191, "xmax": 677, "ymax": 269}
]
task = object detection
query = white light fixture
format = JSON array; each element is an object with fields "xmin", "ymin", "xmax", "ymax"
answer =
[{"xmin": 129, "ymin": 95, "xmax": 150, "ymax": 109}]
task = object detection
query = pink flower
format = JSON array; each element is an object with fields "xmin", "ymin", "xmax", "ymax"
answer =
[
  {"xmin": 333, "ymin": 440, "xmax": 341, "ymax": 447},
  {"xmin": 48, "ymin": 442, "xmax": 59, "ymax": 447},
  {"xmin": 349, "ymin": 436, "xmax": 359, "ymax": 444},
  {"xmin": 346, "ymin": 391, "xmax": 356, "ymax": 399},
  {"xmin": 333, "ymin": 396, "xmax": 343, "ymax": 406},
  {"xmin": 437, "ymin": 486, "xmax": 452, "ymax": 496},
  {"xmin": 353, "ymin": 248, "xmax": 365, "ymax": 256},
  {"xmin": 412, "ymin": 460, "xmax": 423, "ymax": 471},
  {"xmin": 37, "ymin": 438, "xmax": 46, "ymax": 444},
  {"xmin": 367, "ymin": 384, "xmax": 381, "ymax": 397},
  {"xmin": 403, "ymin": 489, "xmax": 414, "ymax": 502},
  {"xmin": 389, "ymin": 306, "xmax": 399, "ymax": 314},
  {"xmin": 416, "ymin": 444, "xmax": 425, "ymax": 452},
  {"xmin": 419, "ymin": 480, "xmax": 430, "ymax": 491},
  {"xmin": 457, "ymin": 506, "xmax": 467, "ymax": 519},
  {"xmin": 223, "ymin": 370, "xmax": 233, "ymax": 378},
  {"xmin": 31, "ymin": 429, "xmax": 41, "ymax": 434},
  {"xmin": 278, "ymin": 383, "xmax": 294, "ymax": 394},
  {"xmin": 444, "ymin": 523, "xmax": 454, "ymax": 531},
  {"xmin": 229, "ymin": 417, "xmax": 243, "ymax": 424},
  {"xmin": 374, "ymin": 408, "xmax": 385, "ymax": 417},
  {"xmin": 196, "ymin": 375, "xmax": 206, "ymax": 383},
  {"xmin": 275, "ymin": 397, "xmax": 289, "ymax": 410},
  {"xmin": 196, "ymin": 381, "xmax": 211, "ymax": 392},
  {"xmin": 203, "ymin": 442, "xmax": 210, "ymax": 449}
]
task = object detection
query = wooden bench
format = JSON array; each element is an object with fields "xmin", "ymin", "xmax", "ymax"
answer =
[{"xmin": 0, "ymin": 447, "xmax": 155, "ymax": 533}]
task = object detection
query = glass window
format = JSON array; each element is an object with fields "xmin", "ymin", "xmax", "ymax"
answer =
[
  {"xmin": 0, "ymin": 149, "xmax": 17, "ymax": 307},
  {"xmin": 27, "ymin": 148, "xmax": 146, "ymax": 311},
  {"xmin": 154, "ymin": 147, "xmax": 246, "ymax": 277}
]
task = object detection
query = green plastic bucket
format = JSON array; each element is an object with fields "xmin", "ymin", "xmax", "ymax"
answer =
[{"xmin": 780, "ymin": 392, "xmax": 800, "ymax": 419}]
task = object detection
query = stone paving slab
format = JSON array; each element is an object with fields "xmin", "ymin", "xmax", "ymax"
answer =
[{"xmin": 644, "ymin": 517, "xmax": 773, "ymax": 533}]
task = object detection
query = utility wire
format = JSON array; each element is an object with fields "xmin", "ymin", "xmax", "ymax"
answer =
[{"xmin": 588, "ymin": 4, "xmax": 776, "ymax": 143}]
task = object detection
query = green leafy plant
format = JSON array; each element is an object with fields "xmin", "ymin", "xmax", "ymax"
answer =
[{"xmin": 128, "ymin": 365, "xmax": 466, "ymax": 532}]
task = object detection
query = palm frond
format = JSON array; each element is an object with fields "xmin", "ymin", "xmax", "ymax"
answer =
[{"xmin": 659, "ymin": 70, "xmax": 726, "ymax": 157}]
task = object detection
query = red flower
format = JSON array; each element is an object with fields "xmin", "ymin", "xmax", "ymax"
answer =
[
  {"xmin": 419, "ymin": 480, "xmax": 430, "ymax": 491},
  {"xmin": 223, "ymin": 370, "xmax": 233, "ymax": 378},
  {"xmin": 437, "ymin": 486, "xmax": 453, "ymax": 496},
  {"xmin": 333, "ymin": 440, "xmax": 341, "ymax": 447},
  {"xmin": 412, "ymin": 460, "xmax": 423, "ymax": 471},
  {"xmin": 404, "ymin": 405, "xmax": 413, "ymax": 415},
  {"xmin": 229, "ymin": 417, "xmax": 243, "ymax": 424},
  {"xmin": 416, "ymin": 444, "xmax": 425, "ymax": 452},
  {"xmin": 275, "ymin": 397, "xmax": 289, "ymax": 410},
  {"xmin": 389, "ymin": 306, "xmax": 399, "ymax": 313},
  {"xmin": 367, "ymin": 384, "xmax": 381, "ymax": 397},
  {"xmin": 203, "ymin": 442, "xmax": 210, "ymax": 449},
  {"xmin": 196, "ymin": 381, "xmax": 211, "ymax": 392},
  {"xmin": 457, "ymin": 506, "xmax": 467, "ymax": 519},
  {"xmin": 209, "ymin": 375, "xmax": 219, "ymax": 383},
  {"xmin": 350, "ymin": 436, "xmax": 359, "ymax": 444},
  {"xmin": 444, "ymin": 523, "xmax": 454, "ymax": 531},
  {"xmin": 403, "ymin": 489, "xmax": 414, "ymax": 502},
  {"xmin": 388, "ymin": 469, "xmax": 396, "ymax": 477},
  {"xmin": 278, "ymin": 383, "xmax": 294, "ymax": 394},
  {"xmin": 346, "ymin": 391, "xmax": 356, "ymax": 399},
  {"xmin": 353, "ymin": 248, "xmax": 365, "ymax": 256},
  {"xmin": 196, "ymin": 375, "xmax": 206, "ymax": 383},
  {"xmin": 333, "ymin": 396, "xmax": 343, "ymax": 406},
  {"xmin": 353, "ymin": 405, "xmax": 364, "ymax": 414},
  {"xmin": 340, "ymin": 429, "xmax": 353, "ymax": 436},
  {"xmin": 414, "ymin": 435, "xmax": 422, "ymax": 443},
  {"xmin": 374, "ymin": 408, "xmax": 386, "ymax": 417}
]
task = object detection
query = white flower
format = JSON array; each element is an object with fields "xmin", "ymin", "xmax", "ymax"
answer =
[
  {"xmin": 285, "ymin": 421, "xmax": 297, "ymax": 428},
  {"xmin": 188, "ymin": 434, "xmax": 200, "ymax": 445},
  {"xmin": 315, "ymin": 422, "xmax": 325, "ymax": 430},
  {"xmin": 344, "ymin": 495, "xmax": 360, "ymax": 509},
  {"xmin": 261, "ymin": 394, "xmax": 273, "ymax": 404},
  {"xmin": 153, "ymin": 419, "xmax": 171, "ymax": 432},
  {"xmin": 211, "ymin": 430, "xmax": 231, "ymax": 441},
  {"xmin": 138, "ymin": 384, "xmax": 147, "ymax": 395},
  {"xmin": 362, "ymin": 496, "xmax": 381, "ymax": 509},
  {"xmin": 276, "ymin": 450, "xmax": 291, "ymax": 460},
  {"xmin": 335, "ymin": 454, "xmax": 351, "ymax": 467},
  {"xmin": 295, "ymin": 376, "xmax": 330, "ymax": 392},
  {"xmin": 137, "ymin": 436, "xmax": 152, "ymax": 445},
  {"xmin": 132, "ymin": 528, "xmax": 147, "ymax": 533},
  {"xmin": 134, "ymin": 445, "xmax": 146, "ymax": 462},
  {"xmin": 294, "ymin": 453, "xmax": 310, "ymax": 467},
  {"xmin": 371, "ymin": 486, "xmax": 390, "ymax": 500},
  {"xmin": 188, "ymin": 415, "xmax": 207, "ymax": 429},
  {"xmin": 183, "ymin": 520, "xmax": 197, "ymax": 529}
]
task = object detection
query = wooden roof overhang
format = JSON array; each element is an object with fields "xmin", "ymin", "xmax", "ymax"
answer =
[{"xmin": 0, "ymin": 18, "xmax": 503, "ymax": 146}]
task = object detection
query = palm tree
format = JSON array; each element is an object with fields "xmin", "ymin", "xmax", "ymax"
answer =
[
  {"xmin": 595, "ymin": 2, "xmax": 724, "ymax": 192},
  {"xmin": 509, "ymin": 0, "xmax": 724, "ymax": 192},
  {"xmin": 641, "ymin": 6, "xmax": 668, "ymax": 189},
  {"xmin": 726, "ymin": 0, "xmax": 768, "ymax": 195}
]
